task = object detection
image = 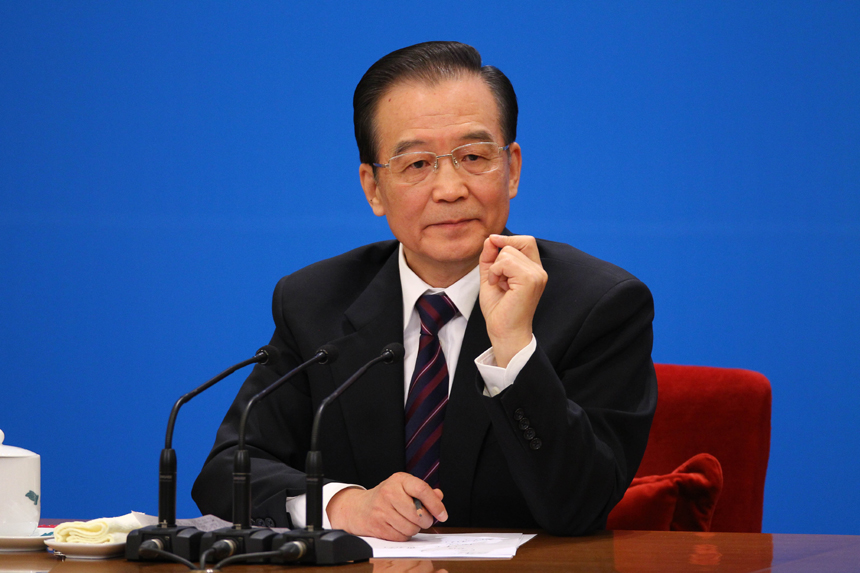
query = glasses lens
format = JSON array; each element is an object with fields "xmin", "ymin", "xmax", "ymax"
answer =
[
  {"xmin": 453, "ymin": 143, "xmax": 502, "ymax": 175},
  {"xmin": 388, "ymin": 152, "xmax": 436, "ymax": 184}
]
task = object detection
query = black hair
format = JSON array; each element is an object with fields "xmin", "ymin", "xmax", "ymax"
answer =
[{"xmin": 353, "ymin": 41, "xmax": 518, "ymax": 165}]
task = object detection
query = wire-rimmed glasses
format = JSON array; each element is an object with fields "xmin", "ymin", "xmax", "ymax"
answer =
[{"xmin": 373, "ymin": 142, "xmax": 510, "ymax": 185}]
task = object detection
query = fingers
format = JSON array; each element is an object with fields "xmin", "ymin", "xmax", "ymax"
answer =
[
  {"xmin": 479, "ymin": 236, "xmax": 501, "ymax": 283},
  {"xmin": 483, "ymin": 237, "xmax": 546, "ymax": 296},
  {"xmin": 486, "ymin": 234, "xmax": 541, "ymax": 264},
  {"xmin": 403, "ymin": 479, "xmax": 448, "ymax": 524},
  {"xmin": 481, "ymin": 234, "xmax": 542, "ymax": 288}
]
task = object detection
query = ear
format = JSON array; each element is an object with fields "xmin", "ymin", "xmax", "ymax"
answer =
[
  {"xmin": 506, "ymin": 142, "xmax": 522, "ymax": 199},
  {"xmin": 359, "ymin": 163, "xmax": 386, "ymax": 217}
]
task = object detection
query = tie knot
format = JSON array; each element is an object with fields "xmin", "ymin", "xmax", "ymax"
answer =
[{"xmin": 416, "ymin": 293, "xmax": 458, "ymax": 336}]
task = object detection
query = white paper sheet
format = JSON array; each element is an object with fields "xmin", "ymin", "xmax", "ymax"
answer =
[{"xmin": 362, "ymin": 532, "xmax": 536, "ymax": 559}]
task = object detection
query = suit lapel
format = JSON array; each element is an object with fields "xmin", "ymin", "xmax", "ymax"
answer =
[
  {"xmin": 440, "ymin": 300, "xmax": 491, "ymax": 524},
  {"xmin": 326, "ymin": 248, "xmax": 406, "ymax": 488}
]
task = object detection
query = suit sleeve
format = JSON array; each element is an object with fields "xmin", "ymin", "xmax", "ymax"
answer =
[
  {"xmin": 477, "ymin": 277, "xmax": 657, "ymax": 536},
  {"xmin": 191, "ymin": 278, "xmax": 317, "ymax": 527}
]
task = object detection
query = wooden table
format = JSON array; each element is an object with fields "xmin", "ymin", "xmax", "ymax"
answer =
[{"xmin": 2, "ymin": 529, "xmax": 859, "ymax": 572}]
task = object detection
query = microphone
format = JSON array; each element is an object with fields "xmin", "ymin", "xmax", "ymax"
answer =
[
  {"xmin": 235, "ymin": 344, "xmax": 338, "ymax": 528},
  {"xmin": 197, "ymin": 344, "xmax": 338, "ymax": 564},
  {"xmin": 126, "ymin": 345, "xmax": 280, "ymax": 563},
  {"xmin": 265, "ymin": 343, "xmax": 404, "ymax": 566},
  {"xmin": 307, "ymin": 342, "xmax": 404, "ymax": 531}
]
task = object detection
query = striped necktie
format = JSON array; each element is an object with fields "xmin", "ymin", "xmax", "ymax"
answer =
[{"xmin": 405, "ymin": 292, "xmax": 458, "ymax": 488}]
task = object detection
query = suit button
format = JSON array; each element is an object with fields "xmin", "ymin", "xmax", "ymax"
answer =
[
  {"xmin": 264, "ymin": 518, "xmax": 275, "ymax": 527},
  {"xmin": 518, "ymin": 418, "xmax": 530, "ymax": 430},
  {"xmin": 523, "ymin": 428, "xmax": 536, "ymax": 440},
  {"xmin": 529, "ymin": 438, "xmax": 542, "ymax": 450},
  {"xmin": 514, "ymin": 408, "xmax": 525, "ymax": 421}
]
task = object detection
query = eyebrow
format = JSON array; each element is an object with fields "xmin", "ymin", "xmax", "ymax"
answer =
[
  {"xmin": 392, "ymin": 139, "xmax": 426, "ymax": 157},
  {"xmin": 460, "ymin": 129, "xmax": 496, "ymax": 143},
  {"xmin": 390, "ymin": 130, "xmax": 498, "ymax": 157}
]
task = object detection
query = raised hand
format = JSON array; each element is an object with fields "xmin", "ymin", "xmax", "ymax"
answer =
[{"xmin": 479, "ymin": 234, "xmax": 547, "ymax": 367}]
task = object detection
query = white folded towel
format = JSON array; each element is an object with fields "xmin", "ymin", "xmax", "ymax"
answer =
[{"xmin": 53, "ymin": 512, "xmax": 143, "ymax": 544}]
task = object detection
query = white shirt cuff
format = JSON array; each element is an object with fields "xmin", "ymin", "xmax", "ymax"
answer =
[
  {"xmin": 284, "ymin": 482, "xmax": 364, "ymax": 529},
  {"xmin": 474, "ymin": 335, "xmax": 537, "ymax": 397}
]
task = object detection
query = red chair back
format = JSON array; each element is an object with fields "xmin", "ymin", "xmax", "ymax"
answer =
[{"xmin": 638, "ymin": 364, "xmax": 772, "ymax": 532}]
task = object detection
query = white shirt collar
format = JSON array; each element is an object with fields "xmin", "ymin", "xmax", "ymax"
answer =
[{"xmin": 398, "ymin": 244, "xmax": 479, "ymax": 324}]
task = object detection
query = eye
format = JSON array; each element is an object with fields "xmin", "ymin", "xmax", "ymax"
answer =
[
  {"xmin": 405, "ymin": 159, "xmax": 431, "ymax": 170},
  {"xmin": 390, "ymin": 152, "xmax": 435, "ymax": 174},
  {"xmin": 455, "ymin": 143, "xmax": 496, "ymax": 165}
]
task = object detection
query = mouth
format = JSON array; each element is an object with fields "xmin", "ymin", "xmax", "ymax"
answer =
[{"xmin": 428, "ymin": 218, "xmax": 477, "ymax": 229}]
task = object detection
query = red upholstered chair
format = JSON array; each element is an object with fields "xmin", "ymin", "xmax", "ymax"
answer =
[{"xmin": 607, "ymin": 364, "xmax": 772, "ymax": 532}]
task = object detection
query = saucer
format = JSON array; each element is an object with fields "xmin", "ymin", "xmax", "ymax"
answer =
[
  {"xmin": 0, "ymin": 527, "xmax": 55, "ymax": 552},
  {"xmin": 45, "ymin": 539, "xmax": 125, "ymax": 559}
]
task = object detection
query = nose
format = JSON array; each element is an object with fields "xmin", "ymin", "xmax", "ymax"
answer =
[{"xmin": 430, "ymin": 154, "xmax": 469, "ymax": 202}]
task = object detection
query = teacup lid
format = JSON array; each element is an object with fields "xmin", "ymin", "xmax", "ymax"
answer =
[{"xmin": 0, "ymin": 429, "xmax": 38, "ymax": 458}]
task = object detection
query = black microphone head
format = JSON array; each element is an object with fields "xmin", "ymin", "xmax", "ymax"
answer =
[
  {"xmin": 256, "ymin": 345, "xmax": 281, "ymax": 367},
  {"xmin": 382, "ymin": 343, "xmax": 405, "ymax": 364},
  {"xmin": 316, "ymin": 344, "xmax": 339, "ymax": 365}
]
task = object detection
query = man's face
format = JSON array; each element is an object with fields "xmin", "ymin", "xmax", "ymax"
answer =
[{"xmin": 359, "ymin": 75, "xmax": 522, "ymax": 287}]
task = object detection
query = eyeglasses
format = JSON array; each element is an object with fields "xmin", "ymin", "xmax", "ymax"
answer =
[{"xmin": 373, "ymin": 142, "xmax": 510, "ymax": 185}]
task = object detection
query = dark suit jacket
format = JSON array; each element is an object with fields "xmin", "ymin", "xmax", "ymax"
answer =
[{"xmin": 192, "ymin": 238, "xmax": 657, "ymax": 535}]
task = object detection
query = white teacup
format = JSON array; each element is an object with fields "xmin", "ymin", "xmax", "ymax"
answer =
[{"xmin": 0, "ymin": 429, "xmax": 40, "ymax": 537}]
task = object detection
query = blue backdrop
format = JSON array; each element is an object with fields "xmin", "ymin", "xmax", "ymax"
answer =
[{"xmin": 1, "ymin": 1, "xmax": 858, "ymax": 534}]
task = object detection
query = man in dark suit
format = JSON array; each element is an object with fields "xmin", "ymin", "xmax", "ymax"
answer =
[{"xmin": 192, "ymin": 41, "xmax": 657, "ymax": 540}]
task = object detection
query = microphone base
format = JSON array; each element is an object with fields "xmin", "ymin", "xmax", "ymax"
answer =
[
  {"xmin": 270, "ymin": 528, "xmax": 372, "ymax": 565},
  {"xmin": 199, "ymin": 526, "xmax": 276, "ymax": 564},
  {"xmin": 125, "ymin": 524, "xmax": 203, "ymax": 562}
]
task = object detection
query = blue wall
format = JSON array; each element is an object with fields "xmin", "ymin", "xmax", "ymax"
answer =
[{"xmin": 2, "ymin": 1, "xmax": 857, "ymax": 534}]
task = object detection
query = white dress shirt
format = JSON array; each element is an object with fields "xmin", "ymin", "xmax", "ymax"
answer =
[{"xmin": 285, "ymin": 244, "xmax": 537, "ymax": 528}]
